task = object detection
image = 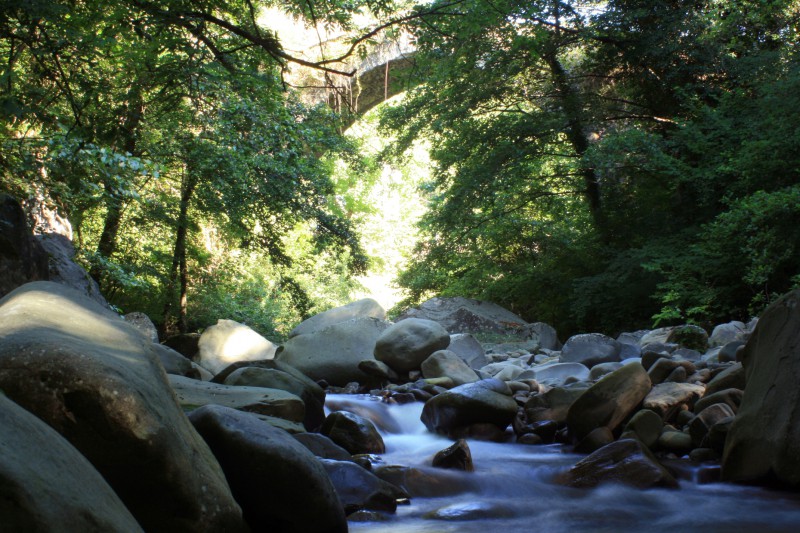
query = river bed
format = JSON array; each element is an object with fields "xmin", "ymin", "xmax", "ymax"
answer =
[{"xmin": 327, "ymin": 395, "xmax": 800, "ymax": 533}]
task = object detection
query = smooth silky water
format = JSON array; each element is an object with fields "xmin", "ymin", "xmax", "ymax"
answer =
[{"xmin": 326, "ymin": 394, "xmax": 800, "ymax": 532}]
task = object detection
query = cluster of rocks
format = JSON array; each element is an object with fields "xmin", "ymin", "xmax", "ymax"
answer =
[{"xmin": 3, "ymin": 217, "xmax": 800, "ymax": 530}]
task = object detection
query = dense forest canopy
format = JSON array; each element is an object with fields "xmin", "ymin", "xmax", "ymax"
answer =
[{"xmin": 2, "ymin": 0, "xmax": 799, "ymax": 338}]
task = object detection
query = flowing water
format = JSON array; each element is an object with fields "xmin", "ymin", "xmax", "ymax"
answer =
[{"xmin": 326, "ymin": 394, "xmax": 800, "ymax": 533}]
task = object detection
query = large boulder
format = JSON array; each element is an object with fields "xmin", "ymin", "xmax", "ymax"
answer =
[
  {"xmin": 0, "ymin": 282, "xmax": 245, "ymax": 532},
  {"xmin": 289, "ymin": 298, "xmax": 386, "ymax": 338},
  {"xmin": 0, "ymin": 194, "xmax": 49, "ymax": 298},
  {"xmin": 37, "ymin": 232, "xmax": 109, "ymax": 308},
  {"xmin": 722, "ymin": 289, "xmax": 800, "ymax": 487},
  {"xmin": 397, "ymin": 297, "xmax": 529, "ymax": 336},
  {"xmin": 319, "ymin": 459, "xmax": 406, "ymax": 514},
  {"xmin": 276, "ymin": 317, "xmax": 391, "ymax": 386},
  {"xmin": 420, "ymin": 378, "xmax": 518, "ymax": 437},
  {"xmin": 522, "ymin": 322, "xmax": 562, "ymax": 351},
  {"xmin": 642, "ymin": 382, "xmax": 706, "ymax": 421},
  {"xmin": 221, "ymin": 363, "xmax": 326, "ymax": 430},
  {"xmin": 560, "ymin": 333, "xmax": 622, "ymax": 368},
  {"xmin": 523, "ymin": 362, "xmax": 590, "ymax": 386},
  {"xmin": 0, "ymin": 394, "xmax": 143, "ymax": 532},
  {"xmin": 525, "ymin": 385, "xmax": 589, "ymax": 425},
  {"xmin": 567, "ymin": 363, "xmax": 652, "ymax": 441},
  {"xmin": 168, "ymin": 375, "xmax": 305, "ymax": 423},
  {"xmin": 123, "ymin": 312, "xmax": 159, "ymax": 342},
  {"xmin": 709, "ymin": 321, "xmax": 748, "ymax": 348},
  {"xmin": 189, "ymin": 405, "xmax": 347, "ymax": 533},
  {"xmin": 151, "ymin": 343, "xmax": 201, "ymax": 378},
  {"xmin": 421, "ymin": 350, "xmax": 480, "ymax": 386},
  {"xmin": 197, "ymin": 319, "xmax": 278, "ymax": 374},
  {"xmin": 374, "ymin": 318, "xmax": 450, "ymax": 373}
]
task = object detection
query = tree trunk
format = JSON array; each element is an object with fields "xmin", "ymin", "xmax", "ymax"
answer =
[{"xmin": 162, "ymin": 167, "xmax": 197, "ymax": 335}]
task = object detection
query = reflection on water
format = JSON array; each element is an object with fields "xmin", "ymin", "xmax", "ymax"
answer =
[{"xmin": 326, "ymin": 395, "xmax": 800, "ymax": 533}]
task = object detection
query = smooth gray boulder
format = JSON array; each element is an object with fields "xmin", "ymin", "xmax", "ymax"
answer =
[
  {"xmin": 525, "ymin": 362, "xmax": 590, "ymax": 386},
  {"xmin": 0, "ymin": 394, "xmax": 143, "ymax": 532},
  {"xmin": 0, "ymin": 282, "xmax": 245, "ymax": 532},
  {"xmin": 168, "ymin": 374, "xmax": 305, "ymax": 423},
  {"xmin": 123, "ymin": 312, "xmax": 159, "ymax": 342},
  {"xmin": 189, "ymin": 405, "xmax": 347, "ymax": 533},
  {"xmin": 560, "ymin": 333, "xmax": 622, "ymax": 368},
  {"xmin": 289, "ymin": 298, "xmax": 386, "ymax": 338},
  {"xmin": 421, "ymin": 350, "xmax": 480, "ymax": 386},
  {"xmin": 276, "ymin": 317, "xmax": 391, "ymax": 386},
  {"xmin": 447, "ymin": 333, "xmax": 489, "ymax": 369},
  {"xmin": 567, "ymin": 362, "xmax": 652, "ymax": 441},
  {"xmin": 420, "ymin": 378, "xmax": 518, "ymax": 437},
  {"xmin": 709, "ymin": 321, "xmax": 748, "ymax": 347},
  {"xmin": 723, "ymin": 289, "xmax": 800, "ymax": 487},
  {"xmin": 374, "ymin": 318, "xmax": 451, "ymax": 373},
  {"xmin": 222, "ymin": 365, "xmax": 325, "ymax": 430},
  {"xmin": 523, "ymin": 322, "xmax": 562, "ymax": 350},
  {"xmin": 525, "ymin": 385, "xmax": 589, "ymax": 425},
  {"xmin": 152, "ymin": 343, "xmax": 201, "ymax": 378},
  {"xmin": 643, "ymin": 382, "xmax": 705, "ymax": 421},
  {"xmin": 197, "ymin": 319, "xmax": 277, "ymax": 374}
]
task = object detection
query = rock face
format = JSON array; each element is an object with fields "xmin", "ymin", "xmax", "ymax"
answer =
[
  {"xmin": 197, "ymin": 319, "xmax": 278, "ymax": 374},
  {"xmin": 276, "ymin": 317, "xmax": 391, "ymax": 386},
  {"xmin": 560, "ymin": 333, "xmax": 622, "ymax": 368},
  {"xmin": 420, "ymin": 379, "xmax": 518, "ymax": 437},
  {"xmin": 189, "ymin": 405, "xmax": 347, "ymax": 533},
  {"xmin": 567, "ymin": 363, "xmax": 652, "ymax": 441},
  {"xmin": 0, "ymin": 194, "xmax": 49, "ymax": 298},
  {"xmin": 561, "ymin": 439, "xmax": 678, "ymax": 489},
  {"xmin": 374, "ymin": 318, "xmax": 451, "ymax": 373},
  {"xmin": 0, "ymin": 282, "xmax": 245, "ymax": 532},
  {"xmin": 722, "ymin": 289, "xmax": 800, "ymax": 487},
  {"xmin": 397, "ymin": 297, "xmax": 529, "ymax": 335},
  {"xmin": 289, "ymin": 298, "xmax": 386, "ymax": 338},
  {"xmin": 0, "ymin": 394, "xmax": 144, "ymax": 532}
]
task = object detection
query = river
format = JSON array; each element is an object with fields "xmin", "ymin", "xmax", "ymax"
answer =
[{"xmin": 326, "ymin": 394, "xmax": 800, "ymax": 533}]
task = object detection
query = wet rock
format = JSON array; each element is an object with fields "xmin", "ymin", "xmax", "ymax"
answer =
[
  {"xmin": 657, "ymin": 429, "xmax": 694, "ymax": 455},
  {"xmin": 421, "ymin": 349, "xmax": 480, "ymax": 386},
  {"xmin": 432, "ymin": 439, "xmax": 474, "ymax": 471},
  {"xmin": 197, "ymin": 319, "xmax": 277, "ymax": 374},
  {"xmin": 642, "ymin": 382, "xmax": 705, "ymax": 421},
  {"xmin": 561, "ymin": 439, "xmax": 678, "ymax": 489},
  {"xmin": 560, "ymin": 333, "xmax": 622, "ymax": 368},
  {"xmin": 566, "ymin": 363, "xmax": 652, "ymax": 441},
  {"xmin": 0, "ymin": 282, "xmax": 245, "ymax": 532},
  {"xmin": 169, "ymin": 374, "xmax": 305, "ymax": 422},
  {"xmin": 320, "ymin": 459, "xmax": 405, "ymax": 515},
  {"xmin": 0, "ymin": 394, "xmax": 143, "ymax": 532},
  {"xmin": 222, "ymin": 365, "xmax": 326, "ymax": 430},
  {"xmin": 718, "ymin": 341, "xmax": 746, "ymax": 363},
  {"xmin": 189, "ymin": 405, "xmax": 346, "ymax": 533},
  {"xmin": 289, "ymin": 298, "xmax": 386, "ymax": 338},
  {"xmin": 723, "ymin": 289, "xmax": 800, "ymax": 487},
  {"xmin": 374, "ymin": 465, "xmax": 476, "ymax": 498},
  {"xmin": 707, "ymin": 416, "xmax": 735, "ymax": 455},
  {"xmin": 420, "ymin": 378, "xmax": 518, "ymax": 437},
  {"xmin": 276, "ymin": 317, "xmax": 391, "ymax": 386},
  {"xmin": 322, "ymin": 410, "xmax": 385, "ymax": 455},
  {"xmin": 374, "ymin": 318, "xmax": 451, "ymax": 373},
  {"xmin": 647, "ymin": 358, "xmax": 695, "ymax": 385},
  {"xmin": 424, "ymin": 501, "xmax": 515, "ymax": 521}
]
